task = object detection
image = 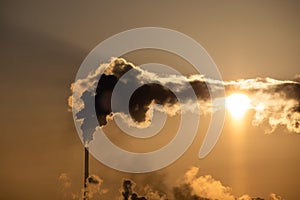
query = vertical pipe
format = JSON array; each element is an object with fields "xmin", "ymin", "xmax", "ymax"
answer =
[{"xmin": 83, "ymin": 147, "xmax": 89, "ymax": 200}]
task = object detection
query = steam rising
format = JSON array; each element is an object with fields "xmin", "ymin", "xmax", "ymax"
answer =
[
  {"xmin": 58, "ymin": 169, "xmax": 284, "ymax": 199},
  {"xmin": 116, "ymin": 168, "xmax": 284, "ymax": 200},
  {"xmin": 173, "ymin": 167, "xmax": 285, "ymax": 200},
  {"xmin": 58, "ymin": 173, "xmax": 107, "ymax": 200},
  {"xmin": 69, "ymin": 58, "xmax": 300, "ymax": 143}
]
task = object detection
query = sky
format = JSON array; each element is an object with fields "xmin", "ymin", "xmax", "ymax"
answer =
[{"xmin": 0, "ymin": 0, "xmax": 300, "ymax": 199}]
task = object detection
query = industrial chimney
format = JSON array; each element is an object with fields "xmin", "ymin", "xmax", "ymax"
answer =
[{"xmin": 83, "ymin": 147, "xmax": 89, "ymax": 200}]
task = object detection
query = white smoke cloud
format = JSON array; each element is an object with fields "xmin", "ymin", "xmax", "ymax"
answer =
[
  {"xmin": 174, "ymin": 167, "xmax": 286, "ymax": 200},
  {"xmin": 250, "ymin": 92, "xmax": 300, "ymax": 133},
  {"xmin": 59, "ymin": 169, "xmax": 286, "ymax": 200},
  {"xmin": 116, "ymin": 167, "xmax": 286, "ymax": 200},
  {"xmin": 143, "ymin": 185, "xmax": 168, "ymax": 200},
  {"xmin": 181, "ymin": 167, "xmax": 235, "ymax": 200},
  {"xmin": 269, "ymin": 193, "xmax": 285, "ymax": 200}
]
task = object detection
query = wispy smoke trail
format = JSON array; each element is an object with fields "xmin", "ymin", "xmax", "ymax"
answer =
[
  {"xmin": 69, "ymin": 58, "xmax": 300, "ymax": 143},
  {"xmin": 58, "ymin": 173, "xmax": 77, "ymax": 200},
  {"xmin": 58, "ymin": 173, "xmax": 84, "ymax": 200}
]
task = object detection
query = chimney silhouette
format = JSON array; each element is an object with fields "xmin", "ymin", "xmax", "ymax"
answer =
[{"xmin": 83, "ymin": 147, "xmax": 89, "ymax": 200}]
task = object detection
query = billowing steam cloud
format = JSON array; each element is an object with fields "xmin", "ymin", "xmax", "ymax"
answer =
[
  {"xmin": 69, "ymin": 58, "xmax": 300, "ymax": 143},
  {"xmin": 176, "ymin": 167, "xmax": 235, "ymax": 200},
  {"xmin": 59, "ymin": 169, "xmax": 284, "ymax": 200},
  {"xmin": 172, "ymin": 167, "xmax": 284, "ymax": 200},
  {"xmin": 117, "ymin": 168, "xmax": 284, "ymax": 200}
]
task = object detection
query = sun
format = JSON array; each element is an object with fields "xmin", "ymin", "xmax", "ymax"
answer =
[{"xmin": 226, "ymin": 93, "xmax": 250, "ymax": 119}]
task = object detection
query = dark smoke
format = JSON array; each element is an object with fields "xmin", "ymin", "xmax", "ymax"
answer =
[
  {"xmin": 58, "ymin": 170, "xmax": 284, "ymax": 199},
  {"xmin": 87, "ymin": 175, "xmax": 100, "ymax": 184},
  {"xmin": 118, "ymin": 167, "xmax": 284, "ymax": 200},
  {"xmin": 70, "ymin": 57, "xmax": 300, "ymax": 143},
  {"xmin": 122, "ymin": 179, "xmax": 147, "ymax": 200},
  {"xmin": 58, "ymin": 173, "xmax": 107, "ymax": 200},
  {"xmin": 94, "ymin": 58, "xmax": 300, "ymax": 132},
  {"xmin": 95, "ymin": 58, "xmax": 209, "ymax": 127}
]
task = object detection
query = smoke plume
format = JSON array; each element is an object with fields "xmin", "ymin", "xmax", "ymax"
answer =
[
  {"xmin": 117, "ymin": 167, "xmax": 285, "ymax": 200},
  {"xmin": 121, "ymin": 179, "xmax": 147, "ymax": 200},
  {"xmin": 58, "ymin": 170, "xmax": 285, "ymax": 199},
  {"xmin": 85, "ymin": 175, "xmax": 108, "ymax": 199},
  {"xmin": 58, "ymin": 173, "xmax": 107, "ymax": 200},
  {"xmin": 59, "ymin": 173, "xmax": 77, "ymax": 200},
  {"xmin": 173, "ymin": 167, "xmax": 285, "ymax": 200},
  {"xmin": 69, "ymin": 58, "xmax": 300, "ymax": 143}
]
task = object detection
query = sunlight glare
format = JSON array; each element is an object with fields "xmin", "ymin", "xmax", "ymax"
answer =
[{"xmin": 226, "ymin": 93, "xmax": 250, "ymax": 119}]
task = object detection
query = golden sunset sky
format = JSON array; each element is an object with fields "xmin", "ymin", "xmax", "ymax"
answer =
[{"xmin": 0, "ymin": 1, "xmax": 300, "ymax": 199}]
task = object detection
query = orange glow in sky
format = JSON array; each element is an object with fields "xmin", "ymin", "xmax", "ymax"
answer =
[{"xmin": 226, "ymin": 93, "xmax": 251, "ymax": 119}]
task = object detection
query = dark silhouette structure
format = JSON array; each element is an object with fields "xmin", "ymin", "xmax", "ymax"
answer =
[{"xmin": 83, "ymin": 147, "xmax": 89, "ymax": 200}]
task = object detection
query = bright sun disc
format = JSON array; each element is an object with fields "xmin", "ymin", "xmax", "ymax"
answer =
[{"xmin": 226, "ymin": 93, "xmax": 250, "ymax": 119}]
